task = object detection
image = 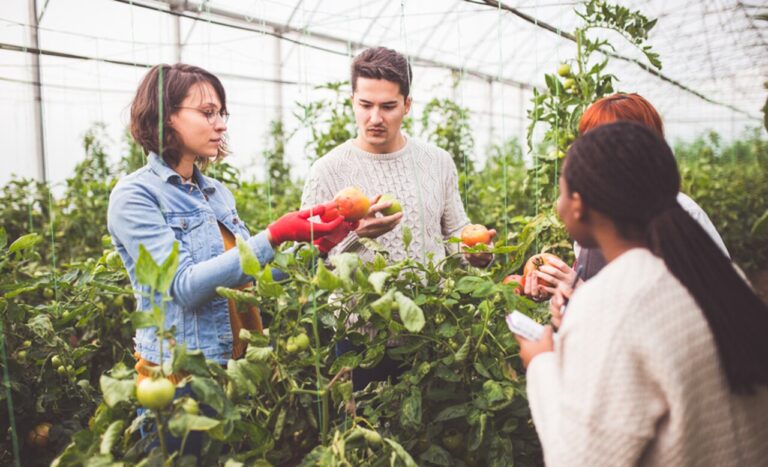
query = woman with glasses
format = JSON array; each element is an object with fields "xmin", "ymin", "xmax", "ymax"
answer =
[{"xmin": 107, "ymin": 63, "xmax": 351, "ymax": 451}]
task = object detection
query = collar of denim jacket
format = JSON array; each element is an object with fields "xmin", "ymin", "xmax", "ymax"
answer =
[{"xmin": 148, "ymin": 152, "xmax": 216, "ymax": 195}]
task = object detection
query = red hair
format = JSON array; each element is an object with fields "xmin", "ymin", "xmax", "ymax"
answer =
[{"xmin": 579, "ymin": 93, "xmax": 664, "ymax": 137}]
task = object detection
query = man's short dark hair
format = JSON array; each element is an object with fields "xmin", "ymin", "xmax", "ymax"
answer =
[{"xmin": 351, "ymin": 47, "xmax": 412, "ymax": 99}]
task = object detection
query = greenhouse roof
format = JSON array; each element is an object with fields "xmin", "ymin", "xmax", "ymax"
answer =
[{"xmin": 1, "ymin": 0, "xmax": 766, "ymax": 184}]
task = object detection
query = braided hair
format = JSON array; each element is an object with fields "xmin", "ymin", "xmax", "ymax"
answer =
[{"xmin": 565, "ymin": 121, "xmax": 768, "ymax": 394}]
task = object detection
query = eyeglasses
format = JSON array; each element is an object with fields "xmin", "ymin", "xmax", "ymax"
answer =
[{"xmin": 175, "ymin": 106, "xmax": 230, "ymax": 125}]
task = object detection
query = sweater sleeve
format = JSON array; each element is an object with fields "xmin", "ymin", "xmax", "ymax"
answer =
[
  {"xmin": 525, "ymin": 297, "xmax": 667, "ymax": 466},
  {"xmin": 108, "ymin": 183, "xmax": 274, "ymax": 310}
]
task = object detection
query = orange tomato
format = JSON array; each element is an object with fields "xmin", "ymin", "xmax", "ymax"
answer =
[
  {"xmin": 502, "ymin": 274, "xmax": 523, "ymax": 294},
  {"xmin": 460, "ymin": 224, "xmax": 491, "ymax": 247},
  {"xmin": 522, "ymin": 253, "xmax": 561, "ymax": 288},
  {"xmin": 321, "ymin": 187, "xmax": 370, "ymax": 222}
]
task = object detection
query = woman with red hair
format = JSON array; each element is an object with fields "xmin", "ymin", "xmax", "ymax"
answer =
[{"xmin": 524, "ymin": 93, "xmax": 728, "ymax": 305}]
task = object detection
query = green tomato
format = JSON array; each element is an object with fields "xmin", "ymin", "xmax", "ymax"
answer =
[
  {"xmin": 293, "ymin": 333, "xmax": 310, "ymax": 351},
  {"xmin": 106, "ymin": 251, "xmax": 123, "ymax": 270},
  {"xmin": 434, "ymin": 312, "xmax": 445, "ymax": 325},
  {"xmin": 379, "ymin": 194, "xmax": 402, "ymax": 216},
  {"xmin": 478, "ymin": 343, "xmax": 489, "ymax": 355},
  {"xmin": 51, "ymin": 355, "xmax": 62, "ymax": 367},
  {"xmin": 136, "ymin": 377, "xmax": 176, "ymax": 410},
  {"xmin": 179, "ymin": 397, "xmax": 200, "ymax": 415},
  {"xmin": 112, "ymin": 295, "xmax": 124, "ymax": 307},
  {"xmin": 17, "ymin": 350, "xmax": 27, "ymax": 360},
  {"xmin": 57, "ymin": 365, "xmax": 67, "ymax": 376},
  {"xmin": 23, "ymin": 340, "xmax": 32, "ymax": 348},
  {"xmin": 442, "ymin": 429, "xmax": 465, "ymax": 452},
  {"xmin": 564, "ymin": 78, "xmax": 576, "ymax": 90},
  {"xmin": 557, "ymin": 63, "xmax": 572, "ymax": 77},
  {"xmin": 61, "ymin": 310, "xmax": 71, "ymax": 319},
  {"xmin": 286, "ymin": 337, "xmax": 299, "ymax": 354},
  {"xmin": 66, "ymin": 365, "xmax": 75, "ymax": 375},
  {"xmin": 43, "ymin": 288, "xmax": 54, "ymax": 299}
]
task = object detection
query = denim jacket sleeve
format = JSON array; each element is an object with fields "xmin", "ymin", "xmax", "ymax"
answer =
[{"xmin": 108, "ymin": 181, "xmax": 275, "ymax": 309}]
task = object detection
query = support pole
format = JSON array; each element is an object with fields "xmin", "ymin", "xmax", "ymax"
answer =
[
  {"xmin": 273, "ymin": 30, "xmax": 283, "ymax": 125},
  {"xmin": 169, "ymin": 0, "xmax": 183, "ymax": 62},
  {"xmin": 28, "ymin": 0, "xmax": 46, "ymax": 182},
  {"xmin": 487, "ymin": 78, "xmax": 494, "ymax": 144}
]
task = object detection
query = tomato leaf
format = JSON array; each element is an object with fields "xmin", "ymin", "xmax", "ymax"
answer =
[
  {"xmin": 312, "ymin": 260, "xmax": 340, "ymax": 290},
  {"xmin": 99, "ymin": 420, "xmax": 125, "ymax": 455},
  {"xmin": 130, "ymin": 310, "xmax": 159, "ymax": 330},
  {"xmin": 8, "ymin": 233, "xmax": 42, "ymax": 254},
  {"xmin": 367, "ymin": 271, "xmax": 389, "ymax": 294},
  {"xmin": 395, "ymin": 292, "xmax": 425, "ymax": 333},
  {"xmin": 751, "ymin": 209, "xmax": 768, "ymax": 237},
  {"xmin": 135, "ymin": 244, "xmax": 160, "ymax": 290},
  {"xmin": 237, "ymin": 234, "xmax": 261, "ymax": 278},
  {"xmin": 168, "ymin": 413, "xmax": 220, "ymax": 436},
  {"xmin": 99, "ymin": 374, "xmax": 135, "ymax": 408},
  {"xmin": 156, "ymin": 241, "xmax": 179, "ymax": 293}
]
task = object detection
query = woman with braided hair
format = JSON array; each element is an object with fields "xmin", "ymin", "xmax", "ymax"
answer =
[
  {"xmin": 516, "ymin": 122, "xmax": 768, "ymax": 466},
  {"xmin": 523, "ymin": 93, "xmax": 728, "ymax": 301}
]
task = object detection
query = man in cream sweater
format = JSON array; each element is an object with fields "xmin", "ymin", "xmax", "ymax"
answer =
[
  {"xmin": 301, "ymin": 46, "xmax": 493, "ymax": 267},
  {"xmin": 301, "ymin": 47, "xmax": 492, "ymax": 392}
]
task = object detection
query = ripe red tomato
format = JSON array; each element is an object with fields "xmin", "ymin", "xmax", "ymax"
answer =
[
  {"xmin": 26, "ymin": 422, "xmax": 52, "ymax": 448},
  {"xmin": 502, "ymin": 274, "xmax": 523, "ymax": 294},
  {"xmin": 460, "ymin": 224, "xmax": 491, "ymax": 247},
  {"xmin": 136, "ymin": 377, "xmax": 176, "ymax": 410},
  {"xmin": 522, "ymin": 253, "xmax": 561, "ymax": 288},
  {"xmin": 320, "ymin": 187, "xmax": 370, "ymax": 222}
]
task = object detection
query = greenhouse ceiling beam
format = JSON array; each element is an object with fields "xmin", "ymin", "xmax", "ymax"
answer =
[
  {"xmin": 0, "ymin": 42, "xmax": 305, "ymax": 86},
  {"xmin": 126, "ymin": 0, "xmax": 533, "ymax": 89},
  {"xmin": 358, "ymin": 0, "xmax": 392, "ymax": 45},
  {"xmin": 467, "ymin": 0, "xmax": 759, "ymax": 120}
]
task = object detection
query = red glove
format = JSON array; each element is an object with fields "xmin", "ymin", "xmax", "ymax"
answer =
[
  {"xmin": 314, "ymin": 221, "xmax": 359, "ymax": 254},
  {"xmin": 267, "ymin": 204, "xmax": 346, "ymax": 246}
]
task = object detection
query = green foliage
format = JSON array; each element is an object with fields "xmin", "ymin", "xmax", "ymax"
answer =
[
  {"xmin": 295, "ymin": 81, "xmax": 357, "ymax": 160},
  {"xmin": 675, "ymin": 129, "xmax": 768, "ymax": 271},
  {"xmin": 421, "ymin": 98, "xmax": 476, "ymax": 175},
  {"xmin": 51, "ymin": 240, "xmax": 545, "ymax": 465}
]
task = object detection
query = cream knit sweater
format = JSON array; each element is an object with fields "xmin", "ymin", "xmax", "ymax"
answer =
[
  {"xmin": 301, "ymin": 137, "xmax": 470, "ymax": 264},
  {"xmin": 527, "ymin": 248, "xmax": 768, "ymax": 467}
]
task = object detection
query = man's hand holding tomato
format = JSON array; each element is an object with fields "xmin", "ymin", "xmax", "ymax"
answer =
[
  {"xmin": 460, "ymin": 224, "xmax": 496, "ymax": 268},
  {"xmin": 354, "ymin": 194, "xmax": 404, "ymax": 239},
  {"xmin": 514, "ymin": 325, "xmax": 555, "ymax": 369}
]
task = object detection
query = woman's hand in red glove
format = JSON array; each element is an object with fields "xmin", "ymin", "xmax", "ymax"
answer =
[
  {"xmin": 267, "ymin": 204, "xmax": 346, "ymax": 246},
  {"xmin": 314, "ymin": 221, "xmax": 359, "ymax": 255}
]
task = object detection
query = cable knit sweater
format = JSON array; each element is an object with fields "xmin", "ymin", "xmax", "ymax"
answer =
[
  {"xmin": 301, "ymin": 137, "xmax": 470, "ymax": 264},
  {"xmin": 526, "ymin": 248, "xmax": 768, "ymax": 467}
]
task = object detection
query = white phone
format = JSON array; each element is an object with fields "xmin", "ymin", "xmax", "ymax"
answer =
[{"xmin": 506, "ymin": 310, "xmax": 544, "ymax": 341}]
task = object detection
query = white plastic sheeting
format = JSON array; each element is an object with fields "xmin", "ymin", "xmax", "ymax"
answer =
[{"xmin": 0, "ymin": 0, "xmax": 765, "ymax": 186}]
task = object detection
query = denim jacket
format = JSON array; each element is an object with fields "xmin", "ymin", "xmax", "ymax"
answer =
[{"xmin": 107, "ymin": 153, "xmax": 275, "ymax": 364}]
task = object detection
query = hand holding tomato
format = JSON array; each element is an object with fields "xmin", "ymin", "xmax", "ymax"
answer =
[
  {"xmin": 267, "ymin": 204, "xmax": 347, "ymax": 246},
  {"xmin": 521, "ymin": 253, "xmax": 573, "ymax": 300},
  {"xmin": 355, "ymin": 194, "xmax": 404, "ymax": 239},
  {"xmin": 460, "ymin": 224, "xmax": 496, "ymax": 268}
]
